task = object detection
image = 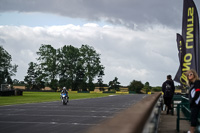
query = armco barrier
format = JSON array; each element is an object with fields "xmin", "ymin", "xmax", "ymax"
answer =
[
  {"xmin": 69, "ymin": 91, "xmax": 78, "ymax": 93},
  {"xmin": 85, "ymin": 92, "xmax": 162, "ymax": 133},
  {"xmin": 90, "ymin": 91, "xmax": 103, "ymax": 94},
  {"xmin": 116, "ymin": 91, "xmax": 129, "ymax": 94}
]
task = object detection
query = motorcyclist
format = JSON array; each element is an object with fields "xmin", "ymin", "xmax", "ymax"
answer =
[{"xmin": 61, "ymin": 87, "xmax": 69, "ymax": 102}]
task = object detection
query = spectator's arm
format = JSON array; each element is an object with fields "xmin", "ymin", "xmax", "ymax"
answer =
[
  {"xmin": 162, "ymin": 82, "xmax": 165, "ymax": 93},
  {"xmin": 193, "ymin": 80, "xmax": 200, "ymax": 102},
  {"xmin": 172, "ymin": 81, "xmax": 175, "ymax": 93}
]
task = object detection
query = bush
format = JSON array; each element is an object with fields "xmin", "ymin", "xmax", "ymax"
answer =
[
  {"xmin": 128, "ymin": 80, "xmax": 144, "ymax": 93},
  {"xmin": 152, "ymin": 86, "xmax": 162, "ymax": 92}
]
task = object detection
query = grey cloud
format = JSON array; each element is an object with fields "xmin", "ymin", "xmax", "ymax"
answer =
[
  {"xmin": 0, "ymin": 24, "xmax": 179, "ymax": 86},
  {"xmin": 1, "ymin": 0, "xmax": 199, "ymax": 29},
  {"xmin": 0, "ymin": 38, "xmax": 6, "ymax": 43}
]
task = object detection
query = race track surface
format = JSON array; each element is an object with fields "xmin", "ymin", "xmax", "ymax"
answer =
[{"xmin": 0, "ymin": 94, "xmax": 146, "ymax": 133}]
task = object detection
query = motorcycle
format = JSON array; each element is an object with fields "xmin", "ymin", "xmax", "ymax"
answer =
[{"xmin": 61, "ymin": 93, "xmax": 68, "ymax": 105}]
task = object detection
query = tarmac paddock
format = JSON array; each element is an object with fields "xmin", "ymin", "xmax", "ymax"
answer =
[
  {"xmin": 0, "ymin": 94, "xmax": 146, "ymax": 133},
  {"xmin": 158, "ymin": 109, "xmax": 190, "ymax": 133}
]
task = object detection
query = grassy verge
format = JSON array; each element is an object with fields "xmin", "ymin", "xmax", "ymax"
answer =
[{"xmin": 0, "ymin": 91, "xmax": 117, "ymax": 106}]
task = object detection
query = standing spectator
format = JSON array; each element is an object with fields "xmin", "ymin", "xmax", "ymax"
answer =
[
  {"xmin": 186, "ymin": 69, "xmax": 200, "ymax": 133},
  {"xmin": 162, "ymin": 75, "xmax": 175, "ymax": 114}
]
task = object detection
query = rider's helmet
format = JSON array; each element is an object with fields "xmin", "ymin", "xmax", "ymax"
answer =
[{"xmin": 63, "ymin": 87, "xmax": 66, "ymax": 90}]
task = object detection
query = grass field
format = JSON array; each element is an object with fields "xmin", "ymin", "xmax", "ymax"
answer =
[{"xmin": 0, "ymin": 91, "xmax": 117, "ymax": 106}]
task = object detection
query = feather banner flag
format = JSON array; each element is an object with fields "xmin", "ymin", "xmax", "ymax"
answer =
[{"xmin": 174, "ymin": 0, "xmax": 200, "ymax": 86}]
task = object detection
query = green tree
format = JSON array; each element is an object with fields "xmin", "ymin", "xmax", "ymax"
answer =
[
  {"xmin": 108, "ymin": 81, "xmax": 113, "ymax": 91},
  {"xmin": 74, "ymin": 64, "xmax": 86, "ymax": 91},
  {"xmin": 24, "ymin": 62, "xmax": 45, "ymax": 90},
  {"xmin": 0, "ymin": 46, "xmax": 18, "ymax": 85},
  {"xmin": 24, "ymin": 62, "xmax": 37, "ymax": 90},
  {"xmin": 109, "ymin": 77, "xmax": 120, "ymax": 91},
  {"xmin": 57, "ymin": 45, "xmax": 82, "ymax": 91},
  {"xmin": 128, "ymin": 80, "xmax": 144, "ymax": 93},
  {"xmin": 143, "ymin": 82, "xmax": 151, "ymax": 94},
  {"xmin": 13, "ymin": 79, "xmax": 25, "ymax": 86},
  {"xmin": 13, "ymin": 79, "xmax": 20, "ymax": 85},
  {"xmin": 152, "ymin": 86, "xmax": 162, "ymax": 92},
  {"xmin": 37, "ymin": 44, "xmax": 58, "ymax": 91},
  {"xmin": 79, "ymin": 45, "xmax": 104, "ymax": 91},
  {"xmin": 97, "ymin": 70, "xmax": 105, "ymax": 91}
]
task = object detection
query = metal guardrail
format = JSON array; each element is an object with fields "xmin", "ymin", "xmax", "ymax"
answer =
[
  {"xmin": 142, "ymin": 94, "xmax": 163, "ymax": 133},
  {"xmin": 181, "ymin": 97, "xmax": 190, "ymax": 119},
  {"xmin": 85, "ymin": 93, "xmax": 162, "ymax": 133},
  {"xmin": 176, "ymin": 103, "xmax": 190, "ymax": 132},
  {"xmin": 172, "ymin": 95, "xmax": 190, "ymax": 132},
  {"xmin": 172, "ymin": 95, "xmax": 183, "ymax": 115},
  {"xmin": 175, "ymin": 95, "xmax": 200, "ymax": 132}
]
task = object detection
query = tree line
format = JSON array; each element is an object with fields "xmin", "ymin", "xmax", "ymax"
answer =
[
  {"xmin": 24, "ymin": 44, "xmax": 104, "ymax": 91},
  {"xmin": 0, "ymin": 45, "xmax": 160, "ymax": 93}
]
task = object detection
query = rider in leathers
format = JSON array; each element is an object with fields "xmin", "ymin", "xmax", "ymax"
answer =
[{"xmin": 61, "ymin": 87, "xmax": 69, "ymax": 102}]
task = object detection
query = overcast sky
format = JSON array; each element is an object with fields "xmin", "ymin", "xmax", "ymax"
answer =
[{"xmin": 0, "ymin": 0, "xmax": 199, "ymax": 86}]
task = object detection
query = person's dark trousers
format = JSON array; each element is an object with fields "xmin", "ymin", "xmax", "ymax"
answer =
[
  {"xmin": 190, "ymin": 105, "xmax": 200, "ymax": 127},
  {"xmin": 164, "ymin": 97, "xmax": 173, "ymax": 114}
]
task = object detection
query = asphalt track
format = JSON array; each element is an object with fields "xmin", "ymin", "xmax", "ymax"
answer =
[{"xmin": 0, "ymin": 94, "xmax": 146, "ymax": 133}]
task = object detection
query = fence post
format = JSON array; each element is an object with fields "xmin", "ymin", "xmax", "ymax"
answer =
[
  {"xmin": 172, "ymin": 96, "xmax": 175, "ymax": 115},
  {"xmin": 176, "ymin": 104, "xmax": 180, "ymax": 132}
]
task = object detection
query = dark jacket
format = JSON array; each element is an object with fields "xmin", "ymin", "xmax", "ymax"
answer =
[
  {"xmin": 162, "ymin": 79, "xmax": 175, "ymax": 97},
  {"xmin": 189, "ymin": 80, "xmax": 200, "ymax": 108}
]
